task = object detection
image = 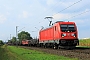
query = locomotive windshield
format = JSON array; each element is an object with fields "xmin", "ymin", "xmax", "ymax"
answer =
[{"xmin": 60, "ymin": 24, "xmax": 76, "ymax": 32}]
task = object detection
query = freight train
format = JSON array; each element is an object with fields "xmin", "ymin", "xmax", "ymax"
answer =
[{"xmin": 21, "ymin": 21, "xmax": 79, "ymax": 49}]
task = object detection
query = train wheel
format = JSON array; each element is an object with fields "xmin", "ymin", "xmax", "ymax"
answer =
[
  {"xmin": 43, "ymin": 45, "xmax": 46, "ymax": 48},
  {"xmin": 45, "ymin": 43, "xmax": 49, "ymax": 48},
  {"xmin": 53, "ymin": 45, "xmax": 58, "ymax": 49}
]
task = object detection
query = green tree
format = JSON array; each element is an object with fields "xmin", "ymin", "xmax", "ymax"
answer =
[
  {"xmin": 21, "ymin": 34, "xmax": 27, "ymax": 40},
  {"xmin": 0, "ymin": 40, "xmax": 4, "ymax": 46},
  {"xmin": 11, "ymin": 37, "xmax": 16, "ymax": 44},
  {"xmin": 8, "ymin": 40, "xmax": 11, "ymax": 43},
  {"xmin": 18, "ymin": 31, "xmax": 32, "ymax": 41}
]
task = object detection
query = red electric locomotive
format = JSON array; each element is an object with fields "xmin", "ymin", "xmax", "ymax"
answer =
[{"xmin": 39, "ymin": 21, "xmax": 79, "ymax": 49}]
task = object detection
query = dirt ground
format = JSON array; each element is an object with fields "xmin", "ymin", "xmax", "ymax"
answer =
[{"xmin": 20, "ymin": 46, "xmax": 90, "ymax": 60}]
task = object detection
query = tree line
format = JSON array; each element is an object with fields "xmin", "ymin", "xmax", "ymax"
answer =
[{"xmin": 8, "ymin": 31, "xmax": 33, "ymax": 44}]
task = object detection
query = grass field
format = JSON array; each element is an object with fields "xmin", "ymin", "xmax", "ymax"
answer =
[
  {"xmin": 0, "ymin": 45, "xmax": 78, "ymax": 60},
  {"xmin": 0, "ymin": 45, "xmax": 20, "ymax": 60},
  {"xmin": 0, "ymin": 39, "xmax": 90, "ymax": 60},
  {"xmin": 79, "ymin": 39, "xmax": 90, "ymax": 46}
]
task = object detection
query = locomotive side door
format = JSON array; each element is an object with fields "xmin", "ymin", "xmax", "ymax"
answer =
[
  {"xmin": 54, "ymin": 25, "xmax": 59, "ymax": 40},
  {"xmin": 54, "ymin": 26, "xmax": 56, "ymax": 40}
]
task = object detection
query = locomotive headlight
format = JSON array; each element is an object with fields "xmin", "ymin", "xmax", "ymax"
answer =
[
  {"xmin": 62, "ymin": 33, "xmax": 66, "ymax": 37},
  {"xmin": 72, "ymin": 33, "xmax": 74, "ymax": 36},
  {"xmin": 63, "ymin": 33, "xmax": 66, "ymax": 36},
  {"xmin": 72, "ymin": 33, "xmax": 75, "ymax": 37}
]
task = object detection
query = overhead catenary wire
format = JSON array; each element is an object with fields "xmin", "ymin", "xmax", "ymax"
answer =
[
  {"xmin": 52, "ymin": 0, "xmax": 82, "ymax": 16},
  {"xmin": 34, "ymin": 0, "xmax": 83, "ymax": 32},
  {"xmin": 34, "ymin": 0, "xmax": 63, "ymax": 29},
  {"xmin": 39, "ymin": 0, "xmax": 82, "ymax": 24},
  {"xmin": 32, "ymin": 0, "xmax": 86, "ymax": 38},
  {"xmin": 38, "ymin": 0, "xmax": 62, "ymax": 24},
  {"xmin": 66, "ymin": 10, "xmax": 90, "ymax": 20}
]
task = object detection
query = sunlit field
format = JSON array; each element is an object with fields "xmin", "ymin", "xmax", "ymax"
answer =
[
  {"xmin": 0, "ymin": 45, "xmax": 77, "ymax": 60},
  {"xmin": 79, "ymin": 39, "xmax": 90, "ymax": 47}
]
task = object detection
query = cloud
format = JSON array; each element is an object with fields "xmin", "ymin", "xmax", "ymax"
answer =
[
  {"xmin": 46, "ymin": 0, "xmax": 57, "ymax": 6},
  {"xmin": 48, "ymin": 0, "xmax": 89, "ymax": 13},
  {"xmin": 0, "ymin": 15, "xmax": 7, "ymax": 23},
  {"xmin": 52, "ymin": 8, "xmax": 90, "ymax": 20},
  {"xmin": 52, "ymin": 13, "xmax": 70, "ymax": 20},
  {"xmin": 18, "ymin": 11, "xmax": 29, "ymax": 19},
  {"xmin": 23, "ymin": 11, "xmax": 28, "ymax": 18}
]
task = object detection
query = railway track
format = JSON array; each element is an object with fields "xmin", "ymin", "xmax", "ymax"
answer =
[
  {"xmin": 63, "ymin": 47, "xmax": 90, "ymax": 54},
  {"xmin": 19, "ymin": 46, "xmax": 90, "ymax": 60}
]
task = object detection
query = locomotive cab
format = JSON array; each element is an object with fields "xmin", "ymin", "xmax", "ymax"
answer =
[{"xmin": 57, "ymin": 22, "xmax": 79, "ymax": 47}]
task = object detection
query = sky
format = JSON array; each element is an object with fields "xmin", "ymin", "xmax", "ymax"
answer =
[{"xmin": 0, "ymin": 0, "xmax": 90, "ymax": 42}]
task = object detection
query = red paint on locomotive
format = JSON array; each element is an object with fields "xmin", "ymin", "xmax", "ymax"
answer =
[{"xmin": 39, "ymin": 21, "xmax": 79, "ymax": 46}]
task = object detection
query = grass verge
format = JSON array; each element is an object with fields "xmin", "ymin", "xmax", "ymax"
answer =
[
  {"xmin": 0, "ymin": 45, "xmax": 78, "ymax": 60},
  {"xmin": 0, "ymin": 45, "xmax": 22, "ymax": 60}
]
